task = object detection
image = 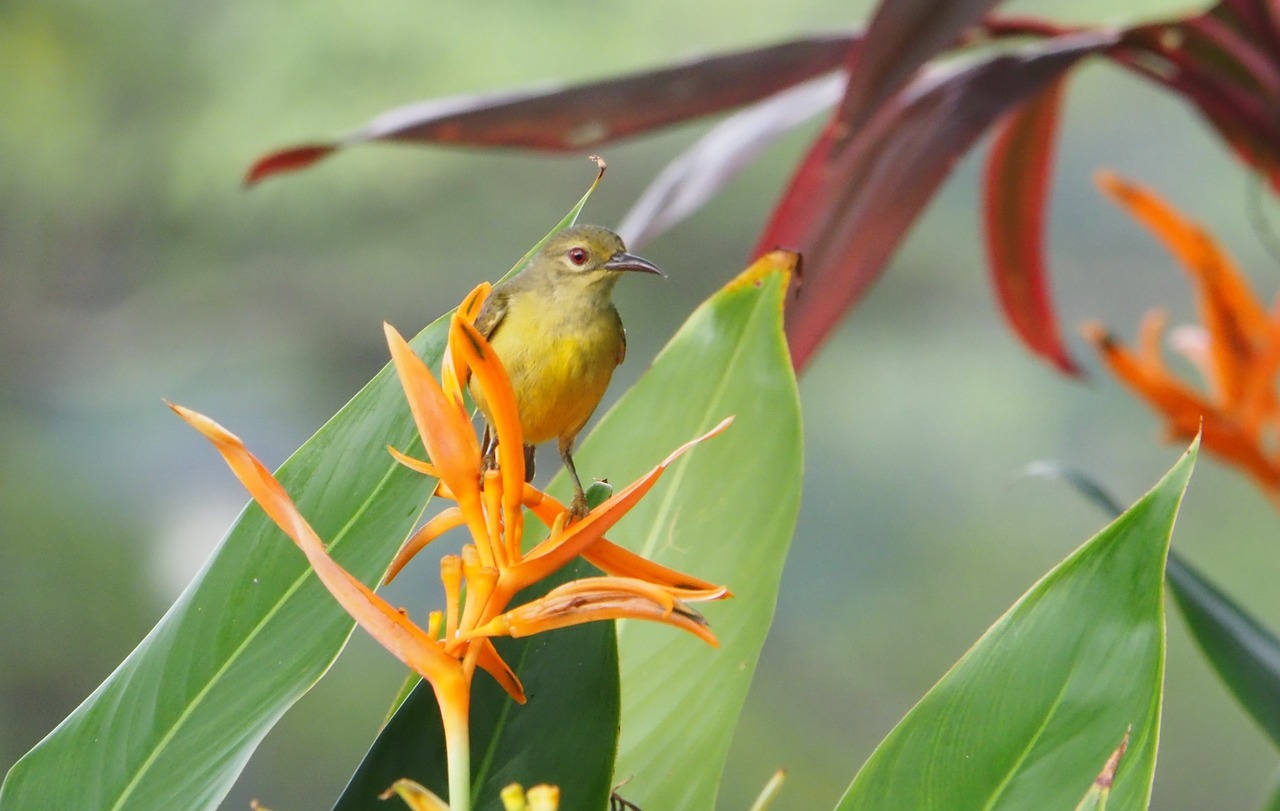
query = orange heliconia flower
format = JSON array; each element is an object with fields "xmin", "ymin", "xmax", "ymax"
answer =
[
  {"xmin": 1082, "ymin": 171, "xmax": 1280, "ymax": 500},
  {"xmin": 172, "ymin": 280, "xmax": 732, "ymax": 809}
]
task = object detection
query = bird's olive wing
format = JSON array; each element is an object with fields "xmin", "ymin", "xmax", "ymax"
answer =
[{"xmin": 473, "ymin": 289, "xmax": 509, "ymax": 341}]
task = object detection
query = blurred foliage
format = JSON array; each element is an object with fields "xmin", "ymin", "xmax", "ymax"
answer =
[{"xmin": 3, "ymin": 0, "xmax": 1280, "ymax": 808}]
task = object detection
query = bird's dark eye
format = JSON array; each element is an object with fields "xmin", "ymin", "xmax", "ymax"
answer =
[{"xmin": 568, "ymin": 247, "xmax": 588, "ymax": 266}]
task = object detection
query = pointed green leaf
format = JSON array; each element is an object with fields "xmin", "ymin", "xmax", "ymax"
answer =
[
  {"xmin": 557, "ymin": 255, "xmax": 804, "ymax": 809},
  {"xmin": 838, "ymin": 441, "xmax": 1197, "ymax": 810},
  {"xmin": 332, "ymin": 560, "xmax": 619, "ymax": 811},
  {"xmin": 1020, "ymin": 460, "xmax": 1280, "ymax": 753},
  {"xmin": 0, "ymin": 182, "xmax": 602, "ymax": 811}
]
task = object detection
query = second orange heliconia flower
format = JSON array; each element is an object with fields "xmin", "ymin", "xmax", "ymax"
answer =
[{"xmin": 1083, "ymin": 171, "xmax": 1280, "ymax": 501}]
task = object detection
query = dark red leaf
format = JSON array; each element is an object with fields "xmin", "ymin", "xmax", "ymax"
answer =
[
  {"xmin": 617, "ymin": 73, "xmax": 846, "ymax": 249},
  {"xmin": 245, "ymin": 35, "xmax": 857, "ymax": 186},
  {"xmin": 1116, "ymin": 15, "xmax": 1280, "ymax": 192},
  {"xmin": 835, "ymin": 0, "xmax": 1004, "ymax": 139},
  {"xmin": 761, "ymin": 31, "xmax": 1117, "ymax": 371},
  {"xmin": 982, "ymin": 77, "xmax": 1082, "ymax": 376}
]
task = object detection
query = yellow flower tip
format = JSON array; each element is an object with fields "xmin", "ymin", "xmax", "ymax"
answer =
[
  {"xmin": 387, "ymin": 445, "xmax": 441, "ymax": 479},
  {"xmin": 382, "ymin": 321, "xmax": 407, "ymax": 348},
  {"xmin": 459, "ymin": 282, "xmax": 492, "ymax": 324},
  {"xmin": 500, "ymin": 783, "xmax": 527, "ymax": 811},
  {"xmin": 1093, "ymin": 167, "xmax": 1123, "ymax": 195},
  {"xmin": 526, "ymin": 784, "xmax": 560, "ymax": 811},
  {"xmin": 248, "ymin": 801, "xmax": 273, "ymax": 811},
  {"xmin": 1079, "ymin": 320, "xmax": 1113, "ymax": 347},
  {"xmin": 168, "ymin": 401, "xmax": 241, "ymax": 448},
  {"xmin": 379, "ymin": 778, "xmax": 451, "ymax": 811}
]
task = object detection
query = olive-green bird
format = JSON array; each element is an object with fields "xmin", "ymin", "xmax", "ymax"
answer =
[{"xmin": 470, "ymin": 224, "xmax": 665, "ymax": 518}]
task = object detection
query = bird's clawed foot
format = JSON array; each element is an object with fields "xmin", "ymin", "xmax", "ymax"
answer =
[{"xmin": 569, "ymin": 489, "xmax": 591, "ymax": 522}]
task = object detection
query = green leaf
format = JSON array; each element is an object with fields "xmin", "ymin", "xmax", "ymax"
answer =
[
  {"xmin": 0, "ymin": 179, "xmax": 602, "ymax": 811},
  {"xmin": 837, "ymin": 441, "xmax": 1198, "ymax": 811},
  {"xmin": 1166, "ymin": 551, "xmax": 1280, "ymax": 749},
  {"xmin": 331, "ymin": 560, "xmax": 619, "ymax": 811},
  {"xmin": 1020, "ymin": 459, "xmax": 1280, "ymax": 753},
  {"xmin": 568, "ymin": 256, "xmax": 803, "ymax": 809}
]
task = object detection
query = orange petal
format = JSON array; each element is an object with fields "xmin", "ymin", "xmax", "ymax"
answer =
[
  {"xmin": 384, "ymin": 323, "xmax": 488, "ymax": 548},
  {"xmin": 482, "ymin": 469, "xmax": 508, "ymax": 570},
  {"xmin": 458, "ymin": 282, "xmax": 491, "ymax": 325},
  {"xmin": 510, "ymin": 418, "xmax": 734, "ymax": 592},
  {"xmin": 582, "ymin": 540, "xmax": 731, "ymax": 601},
  {"xmin": 442, "ymin": 283, "xmax": 492, "ymax": 409},
  {"xmin": 170, "ymin": 403, "xmax": 464, "ymax": 692},
  {"xmin": 387, "ymin": 445, "xmax": 441, "ymax": 479},
  {"xmin": 441, "ymin": 555, "xmax": 462, "ymax": 641},
  {"xmin": 383, "ymin": 507, "xmax": 466, "ymax": 586},
  {"xmin": 378, "ymin": 779, "xmax": 451, "ymax": 811},
  {"xmin": 475, "ymin": 638, "xmax": 526, "ymax": 704},
  {"xmin": 467, "ymin": 576, "xmax": 719, "ymax": 648},
  {"xmin": 1137, "ymin": 310, "xmax": 1170, "ymax": 376},
  {"xmin": 522, "ymin": 487, "xmax": 730, "ymax": 598},
  {"xmin": 1081, "ymin": 322, "xmax": 1214, "ymax": 436},
  {"xmin": 1238, "ymin": 316, "xmax": 1280, "ymax": 430},
  {"xmin": 458, "ymin": 546, "xmax": 498, "ymax": 640},
  {"xmin": 1199, "ymin": 410, "xmax": 1280, "ymax": 493},
  {"xmin": 1097, "ymin": 171, "xmax": 1268, "ymax": 408},
  {"xmin": 451, "ymin": 317, "xmax": 526, "ymax": 554}
]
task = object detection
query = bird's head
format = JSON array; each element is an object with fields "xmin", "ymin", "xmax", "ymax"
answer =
[{"xmin": 535, "ymin": 225, "xmax": 665, "ymax": 293}]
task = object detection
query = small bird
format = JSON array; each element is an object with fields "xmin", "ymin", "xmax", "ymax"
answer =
[{"xmin": 470, "ymin": 224, "xmax": 665, "ymax": 518}]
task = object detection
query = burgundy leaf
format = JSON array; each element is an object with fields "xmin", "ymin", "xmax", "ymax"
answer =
[
  {"xmin": 617, "ymin": 73, "xmax": 847, "ymax": 249},
  {"xmin": 982, "ymin": 77, "xmax": 1082, "ymax": 376},
  {"xmin": 762, "ymin": 31, "xmax": 1117, "ymax": 371},
  {"xmin": 245, "ymin": 34, "xmax": 857, "ymax": 186},
  {"xmin": 1115, "ymin": 12, "xmax": 1280, "ymax": 191},
  {"xmin": 835, "ymin": 0, "xmax": 1005, "ymax": 138}
]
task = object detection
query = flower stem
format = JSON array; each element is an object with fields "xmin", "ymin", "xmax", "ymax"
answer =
[{"xmin": 438, "ymin": 681, "xmax": 472, "ymax": 811}]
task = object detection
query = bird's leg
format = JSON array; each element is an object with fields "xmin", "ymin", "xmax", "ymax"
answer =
[
  {"xmin": 523, "ymin": 444, "xmax": 536, "ymax": 483},
  {"xmin": 559, "ymin": 437, "xmax": 589, "ymax": 520},
  {"xmin": 480, "ymin": 424, "xmax": 497, "ymax": 473}
]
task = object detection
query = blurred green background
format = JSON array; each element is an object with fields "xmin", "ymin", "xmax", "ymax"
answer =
[{"xmin": 4, "ymin": 0, "xmax": 1279, "ymax": 807}]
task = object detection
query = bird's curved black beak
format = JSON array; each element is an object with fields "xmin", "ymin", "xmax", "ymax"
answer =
[{"xmin": 604, "ymin": 251, "xmax": 666, "ymax": 277}]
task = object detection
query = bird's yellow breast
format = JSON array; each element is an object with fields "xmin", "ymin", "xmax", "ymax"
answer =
[{"xmin": 479, "ymin": 292, "xmax": 624, "ymax": 446}]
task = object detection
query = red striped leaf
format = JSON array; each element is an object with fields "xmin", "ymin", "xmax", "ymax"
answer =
[
  {"xmin": 982, "ymin": 77, "xmax": 1081, "ymax": 376},
  {"xmin": 760, "ymin": 31, "xmax": 1115, "ymax": 370}
]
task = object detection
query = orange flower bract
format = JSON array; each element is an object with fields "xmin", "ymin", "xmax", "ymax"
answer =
[{"xmin": 1084, "ymin": 171, "xmax": 1280, "ymax": 500}]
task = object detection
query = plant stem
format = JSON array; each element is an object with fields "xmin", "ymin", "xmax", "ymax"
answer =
[{"xmin": 438, "ymin": 683, "xmax": 472, "ymax": 811}]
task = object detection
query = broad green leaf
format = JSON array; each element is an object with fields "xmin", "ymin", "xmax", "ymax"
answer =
[
  {"xmin": 838, "ymin": 441, "xmax": 1197, "ymax": 811},
  {"xmin": 1021, "ymin": 460, "xmax": 1280, "ymax": 752},
  {"xmin": 1166, "ymin": 551, "xmax": 1280, "ymax": 749},
  {"xmin": 562, "ymin": 255, "xmax": 804, "ymax": 809},
  {"xmin": 0, "ymin": 179, "xmax": 601, "ymax": 811},
  {"xmin": 332, "ymin": 560, "xmax": 619, "ymax": 811}
]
